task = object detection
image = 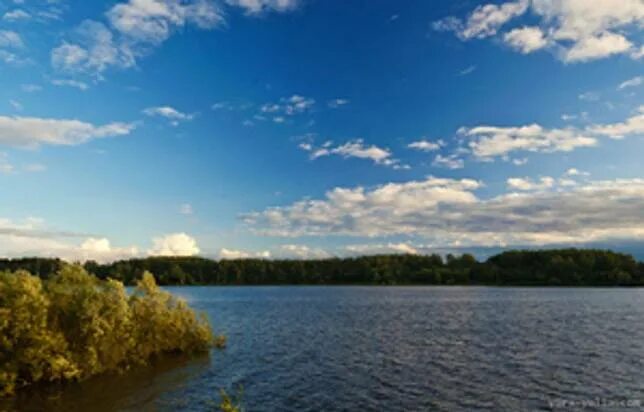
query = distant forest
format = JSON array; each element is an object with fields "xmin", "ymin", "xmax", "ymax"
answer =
[{"xmin": 1, "ymin": 249, "xmax": 643, "ymax": 286}]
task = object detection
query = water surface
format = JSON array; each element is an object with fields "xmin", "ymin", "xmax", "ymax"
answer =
[{"xmin": 5, "ymin": 286, "xmax": 644, "ymax": 411}]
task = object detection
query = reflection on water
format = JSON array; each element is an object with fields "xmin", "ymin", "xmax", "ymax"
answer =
[
  {"xmin": 3, "ymin": 286, "xmax": 644, "ymax": 411},
  {"xmin": 0, "ymin": 355, "xmax": 212, "ymax": 412}
]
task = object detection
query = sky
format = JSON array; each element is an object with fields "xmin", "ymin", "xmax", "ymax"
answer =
[{"xmin": 0, "ymin": 0, "xmax": 643, "ymax": 262}]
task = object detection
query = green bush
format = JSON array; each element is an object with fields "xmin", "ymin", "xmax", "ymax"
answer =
[{"xmin": 0, "ymin": 266, "xmax": 223, "ymax": 396}]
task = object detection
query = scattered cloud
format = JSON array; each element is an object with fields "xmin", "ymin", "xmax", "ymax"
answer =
[
  {"xmin": 52, "ymin": 0, "xmax": 225, "ymax": 77},
  {"xmin": 179, "ymin": 203, "xmax": 194, "ymax": 215},
  {"xmin": 276, "ymin": 244, "xmax": 331, "ymax": 259},
  {"xmin": 143, "ymin": 106, "xmax": 194, "ymax": 125},
  {"xmin": 345, "ymin": 242, "xmax": 419, "ymax": 255},
  {"xmin": 578, "ymin": 91, "xmax": 599, "ymax": 101},
  {"xmin": 3, "ymin": 9, "xmax": 31, "ymax": 21},
  {"xmin": 432, "ymin": 154, "xmax": 464, "ymax": 169},
  {"xmin": 51, "ymin": 79, "xmax": 89, "ymax": 90},
  {"xmin": 20, "ymin": 84, "xmax": 41, "ymax": 93},
  {"xmin": 327, "ymin": 98, "xmax": 349, "ymax": 108},
  {"xmin": 243, "ymin": 176, "xmax": 644, "ymax": 248},
  {"xmin": 218, "ymin": 247, "xmax": 270, "ymax": 259},
  {"xmin": 8, "ymin": 100, "xmax": 23, "ymax": 111},
  {"xmin": 433, "ymin": 0, "xmax": 644, "ymax": 63},
  {"xmin": 503, "ymin": 26, "xmax": 548, "ymax": 53},
  {"xmin": 458, "ymin": 65, "xmax": 476, "ymax": 76},
  {"xmin": 148, "ymin": 232, "xmax": 200, "ymax": 256},
  {"xmin": 507, "ymin": 176, "xmax": 555, "ymax": 191},
  {"xmin": 224, "ymin": 0, "xmax": 300, "ymax": 15},
  {"xmin": 0, "ymin": 116, "xmax": 135, "ymax": 149},
  {"xmin": 300, "ymin": 138, "xmax": 408, "ymax": 169},
  {"xmin": 407, "ymin": 139, "xmax": 444, "ymax": 152},
  {"xmin": 0, "ymin": 30, "xmax": 24, "ymax": 49},
  {"xmin": 618, "ymin": 76, "xmax": 643, "ymax": 90},
  {"xmin": 461, "ymin": 124, "xmax": 597, "ymax": 159}
]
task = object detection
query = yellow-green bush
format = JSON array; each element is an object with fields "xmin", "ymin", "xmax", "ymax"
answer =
[{"xmin": 0, "ymin": 266, "xmax": 223, "ymax": 396}]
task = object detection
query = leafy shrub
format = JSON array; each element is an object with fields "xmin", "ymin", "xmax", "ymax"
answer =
[{"xmin": 0, "ymin": 266, "xmax": 223, "ymax": 396}]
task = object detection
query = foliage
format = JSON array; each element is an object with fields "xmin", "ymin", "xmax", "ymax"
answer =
[
  {"xmin": 0, "ymin": 266, "xmax": 221, "ymax": 396},
  {"xmin": 217, "ymin": 386, "xmax": 244, "ymax": 412},
  {"xmin": 1, "ymin": 249, "xmax": 643, "ymax": 287}
]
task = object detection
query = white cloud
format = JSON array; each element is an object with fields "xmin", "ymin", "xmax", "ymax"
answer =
[
  {"xmin": 459, "ymin": 65, "xmax": 477, "ymax": 76},
  {"xmin": 407, "ymin": 139, "xmax": 443, "ymax": 152},
  {"xmin": 562, "ymin": 31, "xmax": 632, "ymax": 62},
  {"xmin": 179, "ymin": 203, "xmax": 194, "ymax": 215},
  {"xmin": 148, "ymin": 232, "xmax": 200, "ymax": 256},
  {"xmin": 507, "ymin": 176, "xmax": 555, "ymax": 191},
  {"xmin": 0, "ymin": 116, "xmax": 135, "ymax": 149},
  {"xmin": 456, "ymin": 108, "xmax": 644, "ymax": 160},
  {"xmin": 327, "ymin": 98, "xmax": 349, "ymax": 108},
  {"xmin": 23, "ymin": 163, "xmax": 46, "ymax": 173},
  {"xmin": 434, "ymin": 0, "xmax": 644, "ymax": 63},
  {"xmin": 588, "ymin": 106, "xmax": 644, "ymax": 139},
  {"xmin": 52, "ymin": 1, "xmax": 224, "ymax": 76},
  {"xmin": 503, "ymin": 26, "xmax": 548, "ymax": 53},
  {"xmin": 618, "ymin": 76, "xmax": 643, "ymax": 90},
  {"xmin": 51, "ymin": 21, "xmax": 135, "ymax": 76},
  {"xmin": 244, "ymin": 176, "xmax": 644, "ymax": 248},
  {"xmin": 51, "ymin": 79, "xmax": 90, "ymax": 91},
  {"xmin": 276, "ymin": 244, "xmax": 331, "ymax": 259},
  {"xmin": 21, "ymin": 84, "xmax": 41, "ymax": 93},
  {"xmin": 225, "ymin": 0, "xmax": 299, "ymax": 15},
  {"xmin": 8, "ymin": 100, "xmax": 22, "ymax": 111},
  {"xmin": 143, "ymin": 105, "xmax": 194, "ymax": 124},
  {"xmin": 107, "ymin": 0, "xmax": 223, "ymax": 45},
  {"xmin": 0, "ymin": 218, "xmax": 138, "ymax": 263},
  {"xmin": 0, "ymin": 153, "xmax": 14, "ymax": 174},
  {"xmin": 0, "ymin": 30, "xmax": 23, "ymax": 49},
  {"xmin": 301, "ymin": 139, "xmax": 407, "ymax": 169},
  {"xmin": 432, "ymin": 154, "xmax": 464, "ymax": 169},
  {"xmin": 578, "ymin": 91, "xmax": 599, "ymax": 101},
  {"xmin": 218, "ymin": 247, "xmax": 270, "ymax": 259},
  {"xmin": 2, "ymin": 9, "xmax": 30, "ymax": 21},
  {"xmin": 433, "ymin": 0, "xmax": 528, "ymax": 40},
  {"xmin": 345, "ymin": 242, "xmax": 419, "ymax": 255},
  {"xmin": 462, "ymin": 124, "xmax": 597, "ymax": 159}
]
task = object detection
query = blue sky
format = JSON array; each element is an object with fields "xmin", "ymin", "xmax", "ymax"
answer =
[{"xmin": 0, "ymin": 0, "xmax": 643, "ymax": 261}]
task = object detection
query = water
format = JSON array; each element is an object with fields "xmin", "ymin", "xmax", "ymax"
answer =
[{"xmin": 4, "ymin": 286, "xmax": 644, "ymax": 411}]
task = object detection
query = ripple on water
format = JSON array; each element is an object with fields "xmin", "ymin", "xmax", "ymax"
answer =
[{"xmin": 4, "ymin": 286, "xmax": 644, "ymax": 412}]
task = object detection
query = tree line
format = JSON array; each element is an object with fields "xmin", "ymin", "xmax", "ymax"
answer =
[{"xmin": 1, "ymin": 249, "xmax": 643, "ymax": 286}]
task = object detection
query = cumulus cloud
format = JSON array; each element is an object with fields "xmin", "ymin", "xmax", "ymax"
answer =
[
  {"xmin": 407, "ymin": 139, "xmax": 444, "ymax": 152},
  {"xmin": 143, "ymin": 105, "xmax": 194, "ymax": 125},
  {"xmin": 433, "ymin": 0, "xmax": 528, "ymax": 40},
  {"xmin": 588, "ymin": 106, "xmax": 644, "ymax": 139},
  {"xmin": 275, "ymin": 244, "xmax": 331, "ymax": 259},
  {"xmin": 218, "ymin": 247, "xmax": 271, "ymax": 259},
  {"xmin": 259, "ymin": 95, "xmax": 315, "ymax": 117},
  {"xmin": 461, "ymin": 124, "xmax": 597, "ymax": 159},
  {"xmin": 225, "ymin": 0, "xmax": 299, "ymax": 15},
  {"xmin": 243, "ymin": 176, "xmax": 644, "ymax": 248},
  {"xmin": 52, "ymin": 1, "xmax": 224, "ymax": 77},
  {"xmin": 432, "ymin": 154, "xmax": 464, "ymax": 169},
  {"xmin": 345, "ymin": 242, "xmax": 419, "ymax": 256},
  {"xmin": 0, "ymin": 116, "xmax": 135, "ymax": 149},
  {"xmin": 507, "ymin": 176, "xmax": 555, "ymax": 191},
  {"xmin": 0, "ymin": 218, "xmax": 138, "ymax": 263},
  {"xmin": 503, "ymin": 26, "xmax": 548, "ymax": 53},
  {"xmin": 434, "ymin": 0, "xmax": 644, "ymax": 63},
  {"xmin": 107, "ymin": 0, "xmax": 223, "ymax": 45},
  {"xmin": 300, "ymin": 138, "xmax": 408, "ymax": 169},
  {"xmin": 148, "ymin": 232, "xmax": 200, "ymax": 256},
  {"xmin": 0, "ymin": 30, "xmax": 23, "ymax": 49}
]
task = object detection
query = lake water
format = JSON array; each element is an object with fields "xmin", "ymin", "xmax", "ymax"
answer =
[{"xmin": 4, "ymin": 286, "xmax": 644, "ymax": 411}]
